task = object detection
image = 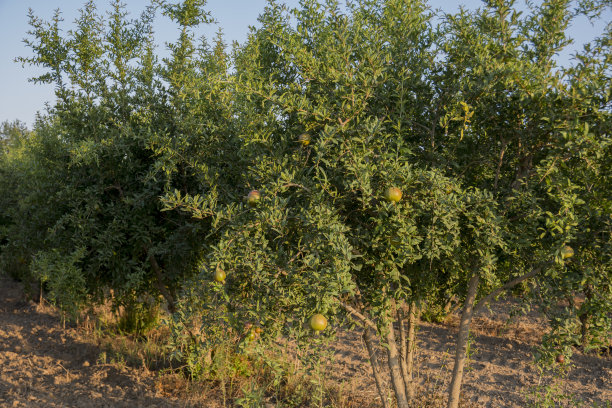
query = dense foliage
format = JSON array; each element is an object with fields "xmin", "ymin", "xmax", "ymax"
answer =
[{"xmin": 1, "ymin": 0, "xmax": 609, "ymax": 406}]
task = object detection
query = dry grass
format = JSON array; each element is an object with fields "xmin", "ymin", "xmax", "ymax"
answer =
[{"xmin": 74, "ymin": 302, "xmax": 369, "ymax": 407}]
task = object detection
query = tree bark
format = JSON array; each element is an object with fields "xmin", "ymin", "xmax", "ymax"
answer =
[
  {"xmin": 363, "ymin": 327, "xmax": 391, "ymax": 408},
  {"xmin": 398, "ymin": 306, "xmax": 410, "ymax": 396},
  {"xmin": 447, "ymin": 272, "xmax": 480, "ymax": 408},
  {"xmin": 386, "ymin": 318, "xmax": 410, "ymax": 408},
  {"xmin": 406, "ymin": 301, "xmax": 419, "ymax": 399}
]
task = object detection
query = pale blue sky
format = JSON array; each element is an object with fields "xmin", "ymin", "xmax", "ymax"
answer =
[{"xmin": 0, "ymin": 0, "xmax": 609, "ymax": 127}]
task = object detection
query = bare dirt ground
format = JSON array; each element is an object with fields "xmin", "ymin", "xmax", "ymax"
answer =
[
  {"xmin": 0, "ymin": 276, "xmax": 189, "ymax": 408},
  {"xmin": 328, "ymin": 306, "xmax": 612, "ymax": 407},
  {"xmin": 1, "ymin": 274, "xmax": 610, "ymax": 407}
]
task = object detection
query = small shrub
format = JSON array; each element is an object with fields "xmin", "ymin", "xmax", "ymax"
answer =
[{"xmin": 31, "ymin": 247, "xmax": 87, "ymax": 324}]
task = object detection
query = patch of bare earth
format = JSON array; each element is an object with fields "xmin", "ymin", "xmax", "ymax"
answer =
[
  {"xmin": 1, "ymin": 273, "xmax": 610, "ymax": 407},
  {"xmin": 327, "ymin": 301, "xmax": 611, "ymax": 407},
  {"xmin": 0, "ymin": 276, "xmax": 189, "ymax": 408}
]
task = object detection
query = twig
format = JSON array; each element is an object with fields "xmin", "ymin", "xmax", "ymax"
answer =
[{"xmin": 282, "ymin": 182, "xmax": 312, "ymax": 193}]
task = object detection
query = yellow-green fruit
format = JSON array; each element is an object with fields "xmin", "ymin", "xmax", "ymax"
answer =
[
  {"xmin": 214, "ymin": 268, "xmax": 226, "ymax": 282},
  {"xmin": 561, "ymin": 245, "xmax": 574, "ymax": 259},
  {"xmin": 298, "ymin": 133, "xmax": 311, "ymax": 146},
  {"xmin": 385, "ymin": 187, "xmax": 402, "ymax": 203},
  {"xmin": 309, "ymin": 314, "xmax": 328, "ymax": 332},
  {"xmin": 247, "ymin": 190, "xmax": 261, "ymax": 207},
  {"xmin": 247, "ymin": 330, "xmax": 257, "ymax": 341}
]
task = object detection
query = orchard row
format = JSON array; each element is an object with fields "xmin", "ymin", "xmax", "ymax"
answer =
[{"xmin": 1, "ymin": 1, "xmax": 609, "ymax": 407}]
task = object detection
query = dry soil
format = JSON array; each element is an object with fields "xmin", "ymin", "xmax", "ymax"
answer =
[{"xmin": 1, "ymin": 275, "xmax": 610, "ymax": 407}]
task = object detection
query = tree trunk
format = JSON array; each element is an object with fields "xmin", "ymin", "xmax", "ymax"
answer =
[
  {"xmin": 363, "ymin": 327, "xmax": 391, "ymax": 408},
  {"xmin": 386, "ymin": 318, "xmax": 410, "ymax": 408},
  {"xmin": 148, "ymin": 252, "xmax": 176, "ymax": 313},
  {"xmin": 398, "ymin": 306, "xmax": 410, "ymax": 395},
  {"xmin": 443, "ymin": 295, "xmax": 457, "ymax": 315},
  {"xmin": 447, "ymin": 271, "xmax": 480, "ymax": 408},
  {"xmin": 579, "ymin": 312, "xmax": 590, "ymax": 349},
  {"xmin": 406, "ymin": 301, "xmax": 419, "ymax": 399},
  {"xmin": 580, "ymin": 286, "xmax": 593, "ymax": 349}
]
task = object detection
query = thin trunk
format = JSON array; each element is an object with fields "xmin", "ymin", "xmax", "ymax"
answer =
[
  {"xmin": 363, "ymin": 327, "xmax": 391, "ymax": 408},
  {"xmin": 148, "ymin": 253, "xmax": 176, "ymax": 313},
  {"xmin": 406, "ymin": 301, "xmax": 419, "ymax": 399},
  {"xmin": 398, "ymin": 306, "xmax": 410, "ymax": 396},
  {"xmin": 443, "ymin": 296, "xmax": 455, "ymax": 315},
  {"xmin": 447, "ymin": 272, "xmax": 480, "ymax": 408},
  {"xmin": 443, "ymin": 295, "xmax": 462, "ymax": 321},
  {"xmin": 494, "ymin": 139, "xmax": 507, "ymax": 190},
  {"xmin": 36, "ymin": 279, "xmax": 45, "ymax": 313},
  {"xmin": 580, "ymin": 286, "xmax": 592, "ymax": 349},
  {"xmin": 579, "ymin": 313, "xmax": 589, "ymax": 349},
  {"xmin": 386, "ymin": 318, "xmax": 410, "ymax": 408}
]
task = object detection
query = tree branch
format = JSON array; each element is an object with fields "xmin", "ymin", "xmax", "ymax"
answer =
[
  {"xmin": 282, "ymin": 182, "xmax": 312, "ymax": 193},
  {"xmin": 337, "ymin": 299, "xmax": 378, "ymax": 331},
  {"xmin": 473, "ymin": 263, "xmax": 550, "ymax": 315}
]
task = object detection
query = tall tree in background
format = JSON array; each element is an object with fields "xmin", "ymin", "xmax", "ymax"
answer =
[{"xmin": 5, "ymin": 0, "xmax": 239, "ymax": 320}]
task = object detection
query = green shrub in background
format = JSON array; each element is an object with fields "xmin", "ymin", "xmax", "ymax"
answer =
[{"xmin": 3, "ymin": 0, "xmax": 240, "ymax": 316}]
